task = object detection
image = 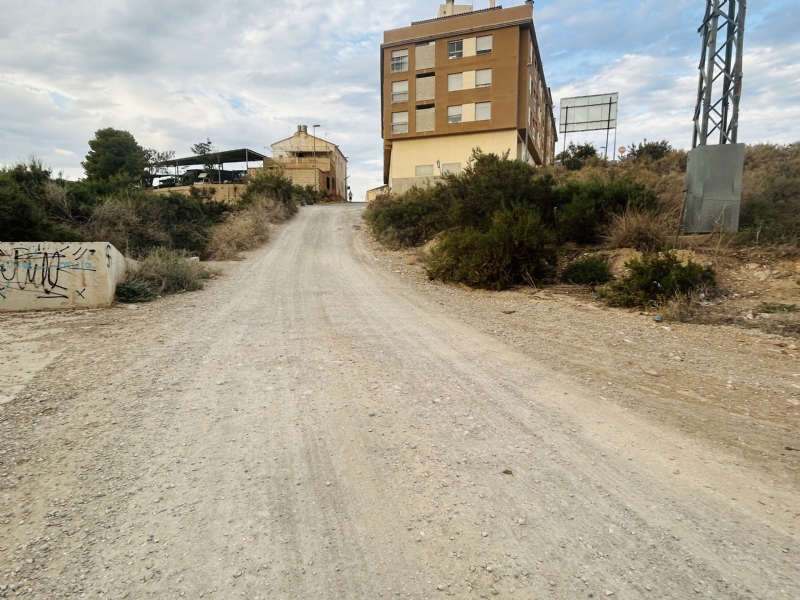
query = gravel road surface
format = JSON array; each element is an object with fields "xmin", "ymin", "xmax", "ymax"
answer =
[{"xmin": 1, "ymin": 204, "xmax": 798, "ymax": 599}]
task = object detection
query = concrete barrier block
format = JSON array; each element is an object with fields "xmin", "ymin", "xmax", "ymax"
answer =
[{"xmin": 0, "ymin": 242, "xmax": 127, "ymax": 312}]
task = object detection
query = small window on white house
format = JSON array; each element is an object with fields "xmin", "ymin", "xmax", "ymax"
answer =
[
  {"xmin": 391, "ymin": 80, "xmax": 409, "ymax": 103},
  {"xmin": 441, "ymin": 163, "xmax": 462, "ymax": 175},
  {"xmin": 475, "ymin": 101, "xmax": 491, "ymax": 121},
  {"xmin": 415, "ymin": 164, "xmax": 435, "ymax": 177},
  {"xmin": 392, "ymin": 111, "xmax": 409, "ymax": 134},
  {"xmin": 447, "ymin": 105, "xmax": 463, "ymax": 124},
  {"xmin": 475, "ymin": 69, "xmax": 492, "ymax": 88},
  {"xmin": 391, "ymin": 49, "xmax": 409, "ymax": 73},
  {"xmin": 447, "ymin": 73, "xmax": 463, "ymax": 92},
  {"xmin": 448, "ymin": 40, "xmax": 463, "ymax": 59},
  {"xmin": 476, "ymin": 35, "xmax": 493, "ymax": 54}
]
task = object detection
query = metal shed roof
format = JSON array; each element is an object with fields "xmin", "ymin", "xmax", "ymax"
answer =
[{"xmin": 156, "ymin": 148, "xmax": 267, "ymax": 167}]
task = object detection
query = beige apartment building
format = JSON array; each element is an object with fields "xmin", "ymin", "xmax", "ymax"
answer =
[
  {"xmin": 381, "ymin": 0, "xmax": 557, "ymax": 194},
  {"xmin": 268, "ymin": 126, "xmax": 348, "ymax": 202}
]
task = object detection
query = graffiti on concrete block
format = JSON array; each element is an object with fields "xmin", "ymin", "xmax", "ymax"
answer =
[{"xmin": 0, "ymin": 244, "xmax": 107, "ymax": 301}]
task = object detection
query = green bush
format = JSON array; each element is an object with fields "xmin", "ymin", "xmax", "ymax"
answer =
[
  {"xmin": 0, "ymin": 161, "xmax": 83, "ymax": 241},
  {"xmin": 555, "ymin": 142, "xmax": 599, "ymax": 170},
  {"xmin": 600, "ymin": 251, "xmax": 715, "ymax": 308},
  {"xmin": 240, "ymin": 169, "xmax": 299, "ymax": 216},
  {"xmin": 555, "ymin": 178, "xmax": 659, "ymax": 244},
  {"xmin": 124, "ymin": 248, "xmax": 212, "ymax": 296},
  {"xmin": 363, "ymin": 186, "xmax": 449, "ymax": 248},
  {"xmin": 426, "ymin": 208, "xmax": 555, "ymax": 290},
  {"xmin": 115, "ymin": 281, "xmax": 156, "ymax": 303},
  {"xmin": 624, "ymin": 140, "xmax": 673, "ymax": 162},
  {"xmin": 739, "ymin": 143, "xmax": 800, "ymax": 244},
  {"xmin": 562, "ymin": 256, "xmax": 613, "ymax": 285},
  {"xmin": 83, "ymin": 190, "xmax": 228, "ymax": 257}
]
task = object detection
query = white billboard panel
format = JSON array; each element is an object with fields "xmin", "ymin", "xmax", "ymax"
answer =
[{"xmin": 560, "ymin": 93, "xmax": 619, "ymax": 134}]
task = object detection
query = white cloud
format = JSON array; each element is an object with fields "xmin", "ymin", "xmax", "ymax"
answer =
[{"xmin": 0, "ymin": 0, "xmax": 796, "ymax": 197}]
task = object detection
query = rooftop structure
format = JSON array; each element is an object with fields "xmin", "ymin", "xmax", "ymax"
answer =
[{"xmin": 381, "ymin": 0, "xmax": 556, "ymax": 194}]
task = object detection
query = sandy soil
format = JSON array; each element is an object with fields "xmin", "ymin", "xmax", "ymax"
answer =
[{"xmin": 0, "ymin": 204, "xmax": 798, "ymax": 599}]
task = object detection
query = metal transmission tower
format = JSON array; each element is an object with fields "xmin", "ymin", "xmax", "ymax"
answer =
[
  {"xmin": 682, "ymin": 0, "xmax": 748, "ymax": 233},
  {"xmin": 692, "ymin": 0, "xmax": 747, "ymax": 148}
]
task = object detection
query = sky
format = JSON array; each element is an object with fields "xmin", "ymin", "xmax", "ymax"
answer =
[{"xmin": 0, "ymin": 0, "xmax": 798, "ymax": 200}]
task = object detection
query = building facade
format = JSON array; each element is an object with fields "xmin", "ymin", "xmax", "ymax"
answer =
[
  {"xmin": 268, "ymin": 126, "xmax": 348, "ymax": 202},
  {"xmin": 381, "ymin": 1, "xmax": 557, "ymax": 194}
]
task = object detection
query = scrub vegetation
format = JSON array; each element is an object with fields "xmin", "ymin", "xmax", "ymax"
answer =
[
  {"xmin": 0, "ymin": 128, "xmax": 316, "ymax": 302},
  {"xmin": 365, "ymin": 141, "xmax": 800, "ymax": 309}
]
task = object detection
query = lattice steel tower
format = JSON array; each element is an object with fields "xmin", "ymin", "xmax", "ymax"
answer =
[{"xmin": 692, "ymin": 0, "xmax": 747, "ymax": 148}]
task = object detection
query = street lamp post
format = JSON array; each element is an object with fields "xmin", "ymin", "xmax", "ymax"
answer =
[{"xmin": 312, "ymin": 124, "xmax": 321, "ymax": 197}]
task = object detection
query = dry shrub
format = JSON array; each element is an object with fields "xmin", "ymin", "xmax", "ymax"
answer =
[
  {"xmin": 124, "ymin": 247, "xmax": 211, "ymax": 296},
  {"xmin": 661, "ymin": 292, "xmax": 697, "ymax": 322},
  {"xmin": 83, "ymin": 198, "xmax": 168, "ymax": 256},
  {"xmin": 604, "ymin": 209, "xmax": 672, "ymax": 252},
  {"xmin": 206, "ymin": 198, "xmax": 284, "ymax": 260}
]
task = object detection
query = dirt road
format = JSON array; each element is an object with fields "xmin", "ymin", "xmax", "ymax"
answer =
[{"xmin": 1, "ymin": 204, "xmax": 798, "ymax": 599}]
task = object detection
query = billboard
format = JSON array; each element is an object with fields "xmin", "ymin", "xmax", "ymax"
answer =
[{"xmin": 560, "ymin": 93, "xmax": 619, "ymax": 134}]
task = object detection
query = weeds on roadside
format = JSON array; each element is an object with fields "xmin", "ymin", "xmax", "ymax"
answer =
[
  {"xmin": 604, "ymin": 209, "xmax": 671, "ymax": 252},
  {"xmin": 122, "ymin": 248, "xmax": 212, "ymax": 299},
  {"xmin": 425, "ymin": 208, "xmax": 555, "ymax": 290},
  {"xmin": 599, "ymin": 251, "xmax": 716, "ymax": 308},
  {"xmin": 562, "ymin": 255, "xmax": 613, "ymax": 285},
  {"xmin": 759, "ymin": 303, "xmax": 798, "ymax": 314},
  {"xmin": 205, "ymin": 198, "xmax": 284, "ymax": 260},
  {"xmin": 115, "ymin": 281, "xmax": 156, "ymax": 303}
]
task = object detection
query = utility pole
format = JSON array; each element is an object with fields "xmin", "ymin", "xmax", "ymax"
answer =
[{"xmin": 313, "ymin": 124, "xmax": 321, "ymax": 197}]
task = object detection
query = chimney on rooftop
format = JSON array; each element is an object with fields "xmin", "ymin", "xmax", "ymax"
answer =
[
  {"xmin": 445, "ymin": 0, "xmax": 454, "ymax": 15},
  {"xmin": 489, "ymin": 0, "xmax": 496, "ymax": 7},
  {"xmin": 298, "ymin": 125, "xmax": 308, "ymax": 134}
]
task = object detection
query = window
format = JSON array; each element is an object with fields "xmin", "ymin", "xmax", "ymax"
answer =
[
  {"xmin": 391, "ymin": 80, "xmax": 408, "ymax": 103},
  {"xmin": 475, "ymin": 69, "xmax": 492, "ymax": 88},
  {"xmin": 447, "ymin": 73, "xmax": 463, "ymax": 92},
  {"xmin": 326, "ymin": 177, "xmax": 331, "ymax": 190},
  {"xmin": 391, "ymin": 111, "xmax": 409, "ymax": 134},
  {"xmin": 447, "ymin": 105, "xmax": 462, "ymax": 124},
  {"xmin": 415, "ymin": 164, "xmax": 435, "ymax": 177},
  {"xmin": 476, "ymin": 35, "xmax": 493, "ymax": 55},
  {"xmin": 391, "ymin": 49, "xmax": 408, "ymax": 73},
  {"xmin": 475, "ymin": 101, "xmax": 491, "ymax": 121},
  {"xmin": 448, "ymin": 40, "xmax": 463, "ymax": 59},
  {"xmin": 441, "ymin": 163, "xmax": 462, "ymax": 175}
]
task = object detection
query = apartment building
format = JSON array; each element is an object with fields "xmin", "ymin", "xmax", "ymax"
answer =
[
  {"xmin": 268, "ymin": 126, "xmax": 348, "ymax": 202},
  {"xmin": 381, "ymin": 0, "xmax": 557, "ymax": 194}
]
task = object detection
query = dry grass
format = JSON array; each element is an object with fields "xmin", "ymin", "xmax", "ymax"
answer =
[
  {"xmin": 205, "ymin": 198, "xmax": 286, "ymax": 260},
  {"xmin": 604, "ymin": 209, "xmax": 673, "ymax": 252},
  {"xmin": 125, "ymin": 247, "xmax": 212, "ymax": 295},
  {"xmin": 83, "ymin": 198, "xmax": 168, "ymax": 257}
]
